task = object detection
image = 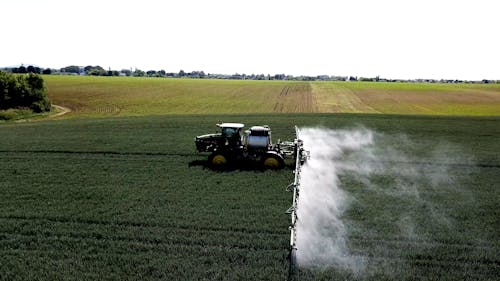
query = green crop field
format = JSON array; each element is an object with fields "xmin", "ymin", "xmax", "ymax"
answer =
[
  {"xmin": 313, "ymin": 81, "xmax": 500, "ymax": 115},
  {"xmin": 1, "ymin": 76, "xmax": 500, "ymax": 280},
  {"xmin": 1, "ymin": 113, "xmax": 499, "ymax": 280},
  {"xmin": 43, "ymin": 76, "xmax": 500, "ymax": 118},
  {"xmin": 43, "ymin": 76, "xmax": 315, "ymax": 117}
]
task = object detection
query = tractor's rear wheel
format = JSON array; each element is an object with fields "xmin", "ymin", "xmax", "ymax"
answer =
[
  {"xmin": 262, "ymin": 154, "xmax": 285, "ymax": 169},
  {"xmin": 208, "ymin": 152, "xmax": 229, "ymax": 169}
]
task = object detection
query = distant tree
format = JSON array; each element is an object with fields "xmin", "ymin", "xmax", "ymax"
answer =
[
  {"xmin": 26, "ymin": 65, "xmax": 41, "ymax": 74},
  {"xmin": 86, "ymin": 66, "xmax": 106, "ymax": 76},
  {"xmin": 359, "ymin": 77, "xmax": 374, "ymax": 82},
  {"xmin": 120, "ymin": 69, "xmax": 132, "ymax": 76},
  {"xmin": 133, "ymin": 69, "xmax": 145, "ymax": 77},
  {"xmin": 231, "ymin": 73, "xmax": 242, "ymax": 80},
  {"xmin": 189, "ymin": 71, "xmax": 205, "ymax": 78},
  {"xmin": 18, "ymin": 65, "xmax": 27, "ymax": 74},
  {"xmin": 179, "ymin": 70, "xmax": 185, "ymax": 77},
  {"xmin": 42, "ymin": 68, "xmax": 52, "ymax": 75},
  {"xmin": 274, "ymin": 74, "xmax": 285, "ymax": 80},
  {"xmin": 256, "ymin": 74, "xmax": 265, "ymax": 80},
  {"xmin": 61, "ymin": 65, "xmax": 80, "ymax": 74},
  {"xmin": 146, "ymin": 70, "xmax": 157, "ymax": 77}
]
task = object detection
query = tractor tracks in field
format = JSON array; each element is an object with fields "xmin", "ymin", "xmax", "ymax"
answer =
[
  {"xmin": 349, "ymin": 235, "xmax": 497, "ymax": 252},
  {"xmin": 348, "ymin": 235, "xmax": 499, "ymax": 268},
  {"xmin": 3, "ymin": 215, "xmax": 497, "ymax": 268},
  {"xmin": 3, "ymin": 150, "xmax": 498, "ymax": 168},
  {"xmin": 0, "ymin": 215, "xmax": 287, "ymax": 236},
  {"xmin": 0, "ymin": 150, "xmax": 198, "ymax": 158},
  {"xmin": 0, "ymin": 230, "xmax": 284, "ymax": 255},
  {"xmin": 0, "ymin": 215, "xmax": 286, "ymax": 251},
  {"xmin": 273, "ymin": 83, "xmax": 316, "ymax": 113}
]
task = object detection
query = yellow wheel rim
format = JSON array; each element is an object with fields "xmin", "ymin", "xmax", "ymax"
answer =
[
  {"xmin": 264, "ymin": 157, "xmax": 280, "ymax": 168},
  {"xmin": 212, "ymin": 155, "xmax": 227, "ymax": 165}
]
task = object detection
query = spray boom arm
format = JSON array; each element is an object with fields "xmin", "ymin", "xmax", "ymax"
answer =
[{"xmin": 286, "ymin": 126, "xmax": 308, "ymax": 280}]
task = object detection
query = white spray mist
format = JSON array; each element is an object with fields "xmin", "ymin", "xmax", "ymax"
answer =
[
  {"xmin": 295, "ymin": 127, "xmax": 374, "ymax": 272},
  {"xmin": 294, "ymin": 127, "xmax": 470, "ymax": 276}
]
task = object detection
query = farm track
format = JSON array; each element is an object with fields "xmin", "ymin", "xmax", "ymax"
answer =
[{"xmin": 50, "ymin": 104, "xmax": 72, "ymax": 118}]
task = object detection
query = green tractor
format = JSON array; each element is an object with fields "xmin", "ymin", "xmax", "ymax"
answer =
[{"xmin": 195, "ymin": 123, "xmax": 306, "ymax": 169}]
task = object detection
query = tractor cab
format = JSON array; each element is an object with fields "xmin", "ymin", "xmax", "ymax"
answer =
[{"xmin": 218, "ymin": 123, "xmax": 245, "ymax": 147}]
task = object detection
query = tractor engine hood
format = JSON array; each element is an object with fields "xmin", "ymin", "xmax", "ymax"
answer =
[
  {"xmin": 196, "ymin": 133, "xmax": 221, "ymax": 140},
  {"xmin": 195, "ymin": 133, "xmax": 223, "ymax": 152}
]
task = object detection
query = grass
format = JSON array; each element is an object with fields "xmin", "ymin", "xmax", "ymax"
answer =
[
  {"xmin": 43, "ymin": 76, "xmax": 500, "ymax": 119},
  {"xmin": 0, "ymin": 108, "xmax": 54, "ymax": 122},
  {"xmin": 1, "ymin": 113, "xmax": 499, "ymax": 280},
  {"xmin": 0, "ymin": 108, "xmax": 34, "ymax": 121}
]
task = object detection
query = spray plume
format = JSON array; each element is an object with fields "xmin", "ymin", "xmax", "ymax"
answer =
[
  {"xmin": 295, "ymin": 127, "xmax": 373, "ymax": 272},
  {"xmin": 294, "ymin": 126, "xmax": 471, "ymax": 276}
]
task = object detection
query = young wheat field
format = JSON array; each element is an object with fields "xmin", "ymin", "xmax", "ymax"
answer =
[{"xmin": 1, "ymin": 76, "xmax": 499, "ymax": 280}]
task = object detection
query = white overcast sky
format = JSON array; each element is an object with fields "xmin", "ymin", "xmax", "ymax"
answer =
[{"xmin": 1, "ymin": 0, "xmax": 499, "ymax": 80}]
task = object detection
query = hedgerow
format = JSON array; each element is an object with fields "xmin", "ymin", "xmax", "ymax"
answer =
[{"xmin": 0, "ymin": 71, "xmax": 51, "ymax": 113}]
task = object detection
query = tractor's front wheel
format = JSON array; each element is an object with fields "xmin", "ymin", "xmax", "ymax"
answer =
[
  {"xmin": 208, "ymin": 152, "xmax": 229, "ymax": 169},
  {"xmin": 262, "ymin": 154, "xmax": 285, "ymax": 169}
]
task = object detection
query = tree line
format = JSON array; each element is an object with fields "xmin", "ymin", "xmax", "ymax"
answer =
[
  {"xmin": 3, "ymin": 65, "xmax": 499, "ymax": 84},
  {"xmin": 11, "ymin": 65, "xmax": 52, "ymax": 75},
  {"xmin": 7, "ymin": 65, "xmax": 350, "ymax": 81}
]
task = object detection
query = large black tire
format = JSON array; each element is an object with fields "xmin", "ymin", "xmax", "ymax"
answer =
[
  {"xmin": 208, "ymin": 152, "xmax": 229, "ymax": 169},
  {"xmin": 262, "ymin": 153, "xmax": 285, "ymax": 169}
]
